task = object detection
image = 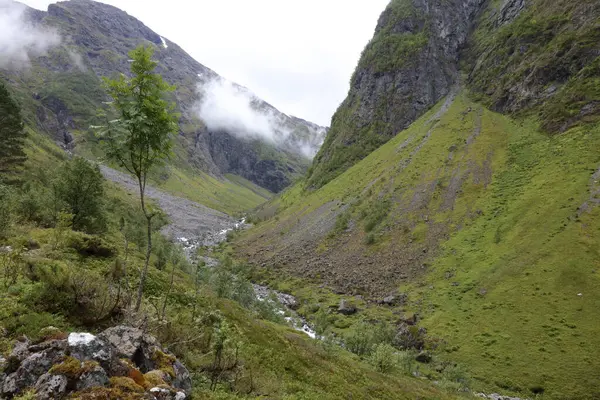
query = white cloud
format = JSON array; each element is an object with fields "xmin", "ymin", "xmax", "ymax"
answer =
[
  {"xmin": 0, "ymin": 0, "xmax": 60, "ymax": 69},
  {"xmin": 20, "ymin": 0, "xmax": 388, "ymax": 126},
  {"xmin": 196, "ymin": 76, "xmax": 327, "ymax": 159},
  {"xmin": 197, "ymin": 77, "xmax": 278, "ymax": 142}
]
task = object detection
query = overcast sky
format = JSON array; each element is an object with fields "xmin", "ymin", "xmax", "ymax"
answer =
[{"xmin": 20, "ymin": 0, "xmax": 388, "ymax": 126}]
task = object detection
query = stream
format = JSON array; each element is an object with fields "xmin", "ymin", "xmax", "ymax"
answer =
[{"xmin": 177, "ymin": 218, "xmax": 317, "ymax": 339}]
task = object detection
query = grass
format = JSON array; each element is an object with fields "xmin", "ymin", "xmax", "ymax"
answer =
[
  {"xmin": 235, "ymin": 89, "xmax": 600, "ymax": 399},
  {"xmin": 0, "ymin": 128, "xmax": 461, "ymax": 400}
]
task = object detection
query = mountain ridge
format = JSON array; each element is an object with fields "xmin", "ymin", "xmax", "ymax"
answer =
[{"xmin": 2, "ymin": 0, "xmax": 328, "ymax": 194}]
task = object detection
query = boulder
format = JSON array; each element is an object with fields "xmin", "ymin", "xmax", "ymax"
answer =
[
  {"xmin": 394, "ymin": 323, "xmax": 426, "ymax": 350},
  {"xmin": 1, "ymin": 326, "xmax": 192, "ymax": 399},
  {"xmin": 76, "ymin": 364, "xmax": 109, "ymax": 390},
  {"xmin": 35, "ymin": 373, "xmax": 68, "ymax": 400},
  {"xmin": 6, "ymin": 337, "xmax": 31, "ymax": 370},
  {"xmin": 337, "ymin": 300, "xmax": 357, "ymax": 315},
  {"xmin": 381, "ymin": 293, "xmax": 407, "ymax": 306},
  {"xmin": 172, "ymin": 360, "xmax": 192, "ymax": 393},
  {"xmin": 68, "ymin": 332, "xmax": 112, "ymax": 370},
  {"xmin": 98, "ymin": 326, "xmax": 144, "ymax": 359}
]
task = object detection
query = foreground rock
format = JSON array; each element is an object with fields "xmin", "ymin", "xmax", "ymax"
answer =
[{"xmin": 0, "ymin": 326, "xmax": 191, "ymax": 400}]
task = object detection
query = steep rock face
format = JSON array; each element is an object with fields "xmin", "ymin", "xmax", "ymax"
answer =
[
  {"xmin": 206, "ymin": 129, "xmax": 305, "ymax": 193},
  {"xmin": 1, "ymin": 0, "xmax": 326, "ymax": 192},
  {"xmin": 307, "ymin": 0, "xmax": 485, "ymax": 188},
  {"xmin": 466, "ymin": 0, "xmax": 600, "ymax": 133}
]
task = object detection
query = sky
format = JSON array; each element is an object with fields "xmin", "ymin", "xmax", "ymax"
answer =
[{"xmin": 20, "ymin": 0, "xmax": 389, "ymax": 126}]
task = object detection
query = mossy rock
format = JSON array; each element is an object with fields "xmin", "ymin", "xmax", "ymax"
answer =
[
  {"xmin": 144, "ymin": 370, "xmax": 167, "ymax": 388},
  {"xmin": 151, "ymin": 350, "xmax": 176, "ymax": 378},
  {"xmin": 108, "ymin": 376, "xmax": 145, "ymax": 393}
]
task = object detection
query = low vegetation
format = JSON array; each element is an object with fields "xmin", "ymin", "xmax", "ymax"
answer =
[{"xmin": 236, "ymin": 90, "xmax": 600, "ymax": 399}]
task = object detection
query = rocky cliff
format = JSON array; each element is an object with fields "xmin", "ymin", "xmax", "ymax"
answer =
[
  {"xmin": 1, "ymin": 0, "xmax": 327, "ymax": 193},
  {"xmin": 307, "ymin": 0, "xmax": 600, "ymax": 189},
  {"xmin": 307, "ymin": 0, "xmax": 486, "ymax": 189}
]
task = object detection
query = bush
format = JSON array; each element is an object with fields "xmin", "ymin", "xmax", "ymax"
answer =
[
  {"xmin": 14, "ymin": 182, "xmax": 55, "ymax": 226},
  {"xmin": 53, "ymin": 157, "xmax": 107, "ymax": 233},
  {"xmin": 345, "ymin": 320, "xmax": 374, "ymax": 356},
  {"xmin": 397, "ymin": 350, "xmax": 417, "ymax": 375},
  {"xmin": 369, "ymin": 343, "xmax": 398, "ymax": 373}
]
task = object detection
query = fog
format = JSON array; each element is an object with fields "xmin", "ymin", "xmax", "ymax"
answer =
[
  {"xmin": 196, "ymin": 76, "xmax": 326, "ymax": 158},
  {"xmin": 0, "ymin": 0, "xmax": 60, "ymax": 69}
]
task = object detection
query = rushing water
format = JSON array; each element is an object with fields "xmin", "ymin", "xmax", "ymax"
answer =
[{"xmin": 178, "ymin": 218, "xmax": 317, "ymax": 339}]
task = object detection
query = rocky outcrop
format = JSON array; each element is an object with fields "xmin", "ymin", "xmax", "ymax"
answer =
[
  {"xmin": 206, "ymin": 129, "xmax": 306, "ymax": 193},
  {"xmin": 307, "ymin": 0, "xmax": 486, "ymax": 188},
  {"xmin": 0, "ymin": 326, "xmax": 191, "ymax": 400}
]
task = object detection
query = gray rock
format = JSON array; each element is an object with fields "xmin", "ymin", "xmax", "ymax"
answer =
[
  {"xmin": 1, "ymin": 346, "xmax": 65, "ymax": 397},
  {"xmin": 76, "ymin": 365, "xmax": 109, "ymax": 390},
  {"xmin": 172, "ymin": 360, "xmax": 192, "ymax": 394},
  {"xmin": 67, "ymin": 332, "xmax": 112, "ymax": 371},
  {"xmin": 309, "ymin": 0, "xmax": 486, "ymax": 187},
  {"xmin": 9, "ymin": 337, "xmax": 31, "ymax": 364},
  {"xmin": 394, "ymin": 323, "xmax": 426, "ymax": 350},
  {"xmin": 35, "ymin": 373, "xmax": 68, "ymax": 400},
  {"xmin": 98, "ymin": 326, "xmax": 144, "ymax": 359},
  {"xmin": 337, "ymin": 300, "xmax": 357, "ymax": 315},
  {"xmin": 2, "ymin": 373, "xmax": 18, "ymax": 397},
  {"xmin": 496, "ymin": 0, "xmax": 526, "ymax": 27},
  {"xmin": 382, "ymin": 293, "xmax": 407, "ymax": 306}
]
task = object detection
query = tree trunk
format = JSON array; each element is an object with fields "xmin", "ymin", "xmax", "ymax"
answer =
[{"xmin": 134, "ymin": 177, "xmax": 153, "ymax": 312}]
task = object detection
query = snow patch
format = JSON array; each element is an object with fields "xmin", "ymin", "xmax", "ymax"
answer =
[
  {"xmin": 160, "ymin": 36, "xmax": 168, "ymax": 49},
  {"xmin": 68, "ymin": 332, "xmax": 96, "ymax": 346}
]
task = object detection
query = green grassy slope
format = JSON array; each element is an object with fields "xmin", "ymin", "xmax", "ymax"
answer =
[
  {"xmin": 0, "ymin": 130, "xmax": 459, "ymax": 400},
  {"xmin": 236, "ymin": 91, "xmax": 600, "ymax": 399}
]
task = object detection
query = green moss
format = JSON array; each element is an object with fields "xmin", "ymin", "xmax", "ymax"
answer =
[
  {"xmin": 50, "ymin": 356, "xmax": 85, "ymax": 379},
  {"xmin": 109, "ymin": 377, "xmax": 145, "ymax": 393},
  {"xmin": 151, "ymin": 349, "xmax": 176, "ymax": 378}
]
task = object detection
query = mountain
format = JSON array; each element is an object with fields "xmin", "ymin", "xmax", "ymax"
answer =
[
  {"xmin": 0, "ymin": 0, "xmax": 327, "ymax": 194},
  {"xmin": 306, "ymin": 0, "xmax": 599, "ymax": 189},
  {"xmin": 236, "ymin": 0, "xmax": 600, "ymax": 398}
]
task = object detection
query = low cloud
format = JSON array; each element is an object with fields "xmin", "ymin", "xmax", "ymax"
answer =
[
  {"xmin": 195, "ymin": 76, "xmax": 326, "ymax": 158},
  {"xmin": 197, "ymin": 77, "xmax": 279, "ymax": 143},
  {"xmin": 0, "ymin": 0, "xmax": 60, "ymax": 69},
  {"xmin": 68, "ymin": 49, "xmax": 87, "ymax": 72}
]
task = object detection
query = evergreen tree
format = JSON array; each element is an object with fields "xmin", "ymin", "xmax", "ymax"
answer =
[{"xmin": 0, "ymin": 81, "xmax": 26, "ymax": 183}]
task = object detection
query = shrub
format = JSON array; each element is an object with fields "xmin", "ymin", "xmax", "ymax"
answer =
[
  {"xmin": 345, "ymin": 320, "xmax": 374, "ymax": 356},
  {"xmin": 14, "ymin": 182, "xmax": 54, "ymax": 226},
  {"xmin": 397, "ymin": 350, "xmax": 416, "ymax": 375},
  {"xmin": 369, "ymin": 343, "xmax": 398, "ymax": 373},
  {"xmin": 53, "ymin": 157, "xmax": 107, "ymax": 233}
]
